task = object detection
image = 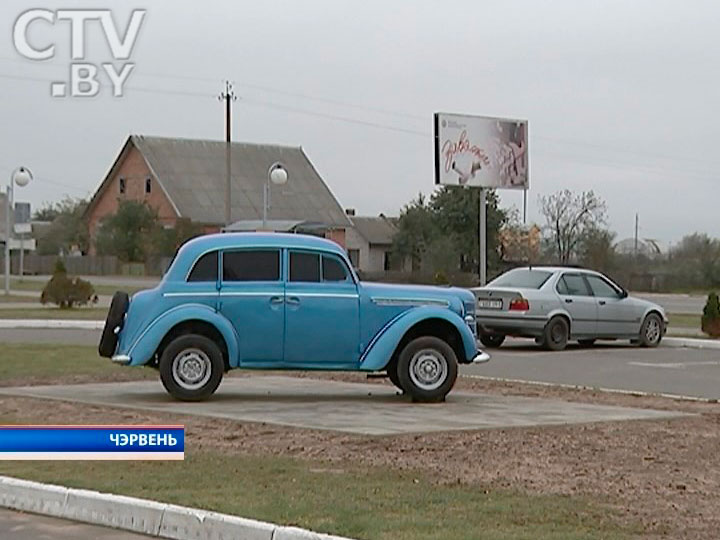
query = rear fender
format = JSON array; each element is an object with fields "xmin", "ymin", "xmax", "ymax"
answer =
[
  {"xmin": 359, "ymin": 306, "xmax": 476, "ymax": 371},
  {"xmin": 125, "ymin": 304, "xmax": 239, "ymax": 367}
]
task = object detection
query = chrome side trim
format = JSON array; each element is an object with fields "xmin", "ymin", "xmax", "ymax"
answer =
[
  {"xmin": 163, "ymin": 292, "xmax": 218, "ymax": 297},
  {"xmin": 371, "ymin": 297, "xmax": 450, "ymax": 308},
  {"xmin": 290, "ymin": 292, "xmax": 359, "ymax": 299},
  {"xmin": 219, "ymin": 292, "xmax": 279, "ymax": 297}
]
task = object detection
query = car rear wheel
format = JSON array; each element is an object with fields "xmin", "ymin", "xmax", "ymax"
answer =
[
  {"xmin": 159, "ymin": 334, "xmax": 224, "ymax": 401},
  {"xmin": 98, "ymin": 291, "xmax": 129, "ymax": 357},
  {"xmin": 387, "ymin": 361, "xmax": 405, "ymax": 393},
  {"xmin": 639, "ymin": 313, "xmax": 663, "ymax": 348},
  {"xmin": 397, "ymin": 336, "xmax": 458, "ymax": 402},
  {"xmin": 543, "ymin": 317, "xmax": 569, "ymax": 351},
  {"xmin": 480, "ymin": 333, "xmax": 506, "ymax": 348}
]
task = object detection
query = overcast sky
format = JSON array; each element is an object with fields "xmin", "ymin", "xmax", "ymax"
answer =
[{"xmin": 1, "ymin": 0, "xmax": 718, "ymax": 247}]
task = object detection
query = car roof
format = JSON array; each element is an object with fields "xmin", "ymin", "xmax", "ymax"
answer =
[
  {"xmin": 180, "ymin": 232, "xmax": 346, "ymax": 255},
  {"xmin": 506, "ymin": 266, "xmax": 604, "ymax": 277}
]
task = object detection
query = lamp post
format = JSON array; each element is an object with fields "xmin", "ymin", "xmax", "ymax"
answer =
[
  {"xmin": 4, "ymin": 167, "xmax": 32, "ymax": 295},
  {"xmin": 262, "ymin": 162, "xmax": 288, "ymax": 230}
]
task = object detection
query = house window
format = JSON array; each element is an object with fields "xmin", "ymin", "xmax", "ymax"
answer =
[
  {"xmin": 145, "ymin": 177, "xmax": 151, "ymax": 194},
  {"xmin": 383, "ymin": 251, "xmax": 391, "ymax": 271},
  {"xmin": 348, "ymin": 249, "xmax": 359, "ymax": 268},
  {"xmin": 119, "ymin": 177, "xmax": 126, "ymax": 194}
]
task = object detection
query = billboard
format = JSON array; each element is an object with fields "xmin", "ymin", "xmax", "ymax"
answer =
[{"xmin": 434, "ymin": 113, "xmax": 528, "ymax": 189}]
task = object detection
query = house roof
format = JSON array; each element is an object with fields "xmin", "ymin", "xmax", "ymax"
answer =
[
  {"xmin": 350, "ymin": 216, "xmax": 398, "ymax": 245},
  {"xmin": 88, "ymin": 135, "xmax": 352, "ymax": 228}
]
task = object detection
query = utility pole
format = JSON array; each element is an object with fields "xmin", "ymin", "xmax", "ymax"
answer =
[
  {"xmin": 634, "ymin": 213, "xmax": 639, "ymax": 257},
  {"xmin": 218, "ymin": 81, "xmax": 236, "ymax": 227}
]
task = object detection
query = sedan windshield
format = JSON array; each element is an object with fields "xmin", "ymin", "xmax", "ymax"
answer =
[{"xmin": 488, "ymin": 269, "xmax": 552, "ymax": 289}]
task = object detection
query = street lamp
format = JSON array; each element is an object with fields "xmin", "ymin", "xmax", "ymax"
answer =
[
  {"xmin": 262, "ymin": 162, "xmax": 288, "ymax": 230},
  {"xmin": 5, "ymin": 166, "xmax": 32, "ymax": 295}
]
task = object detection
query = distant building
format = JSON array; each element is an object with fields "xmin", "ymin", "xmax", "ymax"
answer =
[
  {"xmin": 345, "ymin": 213, "xmax": 407, "ymax": 272},
  {"xmin": 499, "ymin": 224, "xmax": 542, "ymax": 263},
  {"xmin": 615, "ymin": 238, "xmax": 662, "ymax": 257},
  {"xmin": 84, "ymin": 135, "xmax": 352, "ymax": 253}
]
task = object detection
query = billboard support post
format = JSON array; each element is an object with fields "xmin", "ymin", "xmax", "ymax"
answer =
[{"xmin": 479, "ymin": 188, "xmax": 487, "ymax": 285}]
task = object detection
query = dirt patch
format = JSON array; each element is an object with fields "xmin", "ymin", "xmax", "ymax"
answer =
[{"xmin": 0, "ymin": 375, "xmax": 718, "ymax": 539}]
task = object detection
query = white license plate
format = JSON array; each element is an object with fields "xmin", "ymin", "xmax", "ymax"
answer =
[{"xmin": 477, "ymin": 298, "xmax": 502, "ymax": 309}]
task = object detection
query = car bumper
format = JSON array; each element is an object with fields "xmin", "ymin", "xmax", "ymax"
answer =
[
  {"xmin": 471, "ymin": 351, "xmax": 490, "ymax": 364},
  {"xmin": 111, "ymin": 354, "xmax": 131, "ymax": 365},
  {"xmin": 478, "ymin": 315, "xmax": 546, "ymax": 337}
]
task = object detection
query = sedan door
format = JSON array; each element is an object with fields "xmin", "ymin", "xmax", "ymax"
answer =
[
  {"xmin": 218, "ymin": 249, "xmax": 285, "ymax": 364},
  {"xmin": 283, "ymin": 250, "xmax": 360, "ymax": 368},
  {"xmin": 585, "ymin": 274, "xmax": 638, "ymax": 336},
  {"xmin": 555, "ymin": 273, "xmax": 597, "ymax": 337}
]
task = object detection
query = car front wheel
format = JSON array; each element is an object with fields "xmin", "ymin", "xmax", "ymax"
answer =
[
  {"xmin": 397, "ymin": 336, "xmax": 458, "ymax": 402},
  {"xmin": 159, "ymin": 334, "xmax": 224, "ymax": 401},
  {"xmin": 639, "ymin": 313, "xmax": 663, "ymax": 348}
]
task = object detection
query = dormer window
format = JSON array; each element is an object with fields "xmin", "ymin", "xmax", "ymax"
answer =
[{"xmin": 119, "ymin": 177, "xmax": 126, "ymax": 194}]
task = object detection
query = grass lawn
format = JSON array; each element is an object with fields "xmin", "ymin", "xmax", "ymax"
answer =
[
  {"xmin": 0, "ymin": 294, "xmax": 36, "ymax": 303},
  {"xmin": 0, "ymin": 307, "xmax": 107, "ymax": 320},
  {"xmin": 0, "ymin": 344, "xmax": 153, "ymax": 385},
  {"xmin": 0, "ymin": 450, "xmax": 637, "ymax": 540},
  {"xmin": 667, "ymin": 313, "xmax": 700, "ymax": 329},
  {"xmin": 10, "ymin": 278, "xmax": 149, "ymax": 297}
]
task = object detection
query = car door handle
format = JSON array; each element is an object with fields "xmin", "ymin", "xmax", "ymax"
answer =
[
  {"xmin": 564, "ymin": 298, "xmax": 573, "ymax": 304},
  {"xmin": 598, "ymin": 300, "xmax": 606, "ymax": 306},
  {"xmin": 286, "ymin": 296, "xmax": 300, "ymax": 305},
  {"xmin": 269, "ymin": 296, "xmax": 284, "ymax": 305}
]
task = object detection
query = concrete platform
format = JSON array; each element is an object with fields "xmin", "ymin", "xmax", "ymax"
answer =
[{"xmin": 0, "ymin": 376, "xmax": 688, "ymax": 435}]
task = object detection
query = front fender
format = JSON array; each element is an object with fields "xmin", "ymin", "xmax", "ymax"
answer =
[
  {"xmin": 359, "ymin": 306, "xmax": 477, "ymax": 371},
  {"xmin": 123, "ymin": 304, "xmax": 240, "ymax": 367}
]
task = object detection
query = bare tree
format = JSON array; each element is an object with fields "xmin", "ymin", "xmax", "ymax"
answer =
[{"xmin": 539, "ymin": 190, "xmax": 607, "ymax": 264}]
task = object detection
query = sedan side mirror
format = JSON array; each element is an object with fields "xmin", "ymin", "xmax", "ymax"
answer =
[{"xmin": 620, "ymin": 288, "xmax": 629, "ymax": 299}]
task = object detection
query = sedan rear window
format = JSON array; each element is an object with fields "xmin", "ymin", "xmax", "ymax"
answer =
[{"xmin": 489, "ymin": 269, "xmax": 552, "ymax": 289}]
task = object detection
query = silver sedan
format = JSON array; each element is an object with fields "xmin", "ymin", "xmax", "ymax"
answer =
[{"xmin": 471, "ymin": 267, "xmax": 668, "ymax": 350}]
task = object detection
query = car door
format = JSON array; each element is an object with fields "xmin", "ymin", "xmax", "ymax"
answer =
[
  {"xmin": 283, "ymin": 250, "xmax": 360, "ymax": 367},
  {"xmin": 585, "ymin": 274, "xmax": 637, "ymax": 336},
  {"xmin": 219, "ymin": 249, "xmax": 285, "ymax": 364},
  {"xmin": 555, "ymin": 273, "xmax": 597, "ymax": 336}
]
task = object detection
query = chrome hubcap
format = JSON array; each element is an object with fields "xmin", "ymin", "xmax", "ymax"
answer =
[
  {"xmin": 646, "ymin": 318, "xmax": 661, "ymax": 343},
  {"xmin": 172, "ymin": 348, "xmax": 212, "ymax": 390},
  {"xmin": 409, "ymin": 349, "xmax": 448, "ymax": 391}
]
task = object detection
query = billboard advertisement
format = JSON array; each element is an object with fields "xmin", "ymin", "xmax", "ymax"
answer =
[{"xmin": 434, "ymin": 113, "xmax": 528, "ymax": 189}]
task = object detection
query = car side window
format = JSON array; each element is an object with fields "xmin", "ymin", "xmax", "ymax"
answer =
[
  {"xmin": 586, "ymin": 275, "xmax": 621, "ymax": 298},
  {"xmin": 223, "ymin": 250, "xmax": 280, "ymax": 281},
  {"xmin": 290, "ymin": 251, "xmax": 320, "ymax": 282},
  {"xmin": 559, "ymin": 274, "xmax": 591, "ymax": 296},
  {"xmin": 322, "ymin": 255, "xmax": 349, "ymax": 282},
  {"xmin": 187, "ymin": 251, "xmax": 218, "ymax": 282}
]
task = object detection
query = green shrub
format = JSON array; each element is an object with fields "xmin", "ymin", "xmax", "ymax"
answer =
[
  {"xmin": 701, "ymin": 292, "xmax": 720, "ymax": 337},
  {"xmin": 40, "ymin": 260, "xmax": 96, "ymax": 308}
]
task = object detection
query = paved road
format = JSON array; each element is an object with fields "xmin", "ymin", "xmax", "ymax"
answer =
[
  {"xmin": 634, "ymin": 293, "xmax": 705, "ymax": 314},
  {"xmin": 463, "ymin": 339, "xmax": 720, "ymax": 400},
  {"xmin": 0, "ymin": 508, "xmax": 149, "ymax": 539}
]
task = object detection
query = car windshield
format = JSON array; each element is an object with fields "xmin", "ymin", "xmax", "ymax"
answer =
[{"xmin": 488, "ymin": 269, "xmax": 552, "ymax": 289}]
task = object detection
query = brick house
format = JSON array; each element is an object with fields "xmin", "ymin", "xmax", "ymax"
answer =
[
  {"xmin": 345, "ymin": 214, "xmax": 409, "ymax": 272},
  {"xmin": 85, "ymin": 135, "xmax": 352, "ymax": 253}
]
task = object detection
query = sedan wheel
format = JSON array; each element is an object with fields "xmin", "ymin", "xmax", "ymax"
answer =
[
  {"xmin": 639, "ymin": 313, "xmax": 663, "ymax": 348},
  {"xmin": 397, "ymin": 336, "xmax": 458, "ymax": 402},
  {"xmin": 159, "ymin": 334, "xmax": 224, "ymax": 401},
  {"xmin": 543, "ymin": 317, "xmax": 569, "ymax": 351},
  {"xmin": 480, "ymin": 334, "xmax": 505, "ymax": 348}
]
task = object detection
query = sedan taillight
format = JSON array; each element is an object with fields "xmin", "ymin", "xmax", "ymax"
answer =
[{"xmin": 509, "ymin": 297, "xmax": 530, "ymax": 311}]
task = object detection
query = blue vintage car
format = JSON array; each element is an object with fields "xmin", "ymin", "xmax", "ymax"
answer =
[{"xmin": 99, "ymin": 233, "xmax": 489, "ymax": 402}]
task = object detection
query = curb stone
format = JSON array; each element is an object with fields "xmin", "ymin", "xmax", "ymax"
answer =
[
  {"xmin": 663, "ymin": 337, "xmax": 720, "ymax": 350},
  {"xmin": 0, "ymin": 476, "xmax": 353, "ymax": 540}
]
